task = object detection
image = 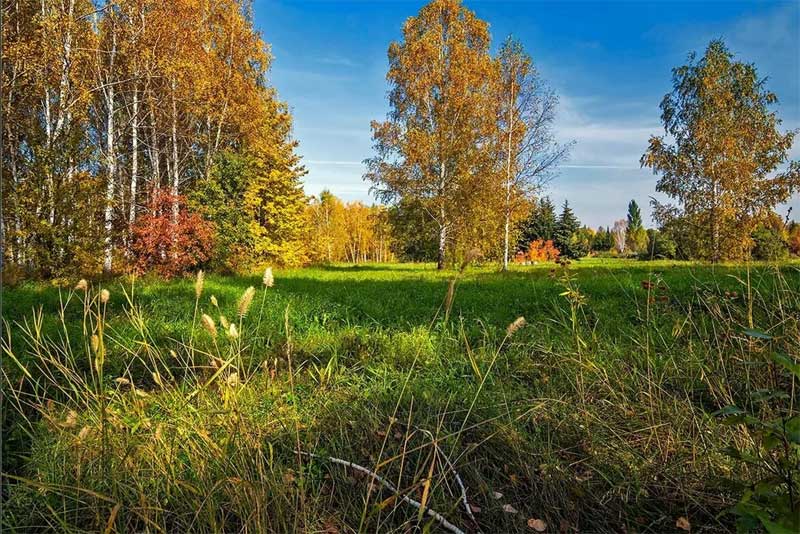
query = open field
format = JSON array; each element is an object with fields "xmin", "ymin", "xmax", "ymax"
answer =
[{"xmin": 3, "ymin": 259, "xmax": 800, "ymax": 532}]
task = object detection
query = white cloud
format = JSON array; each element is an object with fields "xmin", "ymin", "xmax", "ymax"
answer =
[{"xmin": 554, "ymin": 93, "xmax": 659, "ymax": 169}]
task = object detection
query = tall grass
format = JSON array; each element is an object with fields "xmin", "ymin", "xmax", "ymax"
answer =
[{"xmin": 1, "ymin": 262, "xmax": 798, "ymax": 532}]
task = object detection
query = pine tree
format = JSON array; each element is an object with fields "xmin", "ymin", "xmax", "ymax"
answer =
[
  {"xmin": 627, "ymin": 200, "xmax": 643, "ymax": 233},
  {"xmin": 517, "ymin": 197, "xmax": 557, "ymax": 250},
  {"xmin": 554, "ymin": 200, "xmax": 581, "ymax": 258}
]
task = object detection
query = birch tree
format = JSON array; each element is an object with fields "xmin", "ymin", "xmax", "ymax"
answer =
[
  {"xmin": 495, "ymin": 36, "xmax": 570, "ymax": 270},
  {"xmin": 642, "ymin": 39, "xmax": 800, "ymax": 261},
  {"xmin": 365, "ymin": 0, "xmax": 497, "ymax": 270}
]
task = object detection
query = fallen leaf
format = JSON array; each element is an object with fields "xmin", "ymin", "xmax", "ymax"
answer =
[
  {"xmin": 502, "ymin": 504, "xmax": 518, "ymax": 514},
  {"xmin": 527, "ymin": 518, "xmax": 547, "ymax": 532},
  {"xmin": 491, "ymin": 491, "xmax": 503, "ymax": 499},
  {"xmin": 675, "ymin": 517, "xmax": 690, "ymax": 531},
  {"xmin": 323, "ymin": 519, "xmax": 339, "ymax": 534},
  {"xmin": 469, "ymin": 504, "xmax": 481, "ymax": 514}
]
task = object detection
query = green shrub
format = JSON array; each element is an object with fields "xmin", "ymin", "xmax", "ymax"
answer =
[
  {"xmin": 640, "ymin": 229, "xmax": 677, "ymax": 260},
  {"xmin": 751, "ymin": 225, "xmax": 788, "ymax": 260}
]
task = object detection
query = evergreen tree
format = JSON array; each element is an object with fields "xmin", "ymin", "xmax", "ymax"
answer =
[
  {"xmin": 627, "ymin": 200, "xmax": 643, "ymax": 232},
  {"xmin": 593, "ymin": 226, "xmax": 613, "ymax": 251},
  {"xmin": 625, "ymin": 199, "xmax": 647, "ymax": 253},
  {"xmin": 517, "ymin": 197, "xmax": 556, "ymax": 250},
  {"xmin": 554, "ymin": 200, "xmax": 581, "ymax": 258}
]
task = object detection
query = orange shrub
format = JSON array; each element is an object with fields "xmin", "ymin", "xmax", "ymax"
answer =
[{"xmin": 527, "ymin": 239, "xmax": 560, "ymax": 262}]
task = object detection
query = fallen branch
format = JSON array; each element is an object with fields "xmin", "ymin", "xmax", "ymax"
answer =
[
  {"xmin": 416, "ymin": 427, "xmax": 480, "ymax": 529},
  {"xmin": 298, "ymin": 450, "xmax": 466, "ymax": 534}
]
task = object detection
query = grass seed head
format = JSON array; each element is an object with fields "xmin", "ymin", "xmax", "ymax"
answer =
[
  {"xmin": 263, "ymin": 267, "xmax": 274, "ymax": 288},
  {"xmin": 100, "ymin": 288, "xmax": 110, "ymax": 303},
  {"xmin": 506, "ymin": 316, "xmax": 526, "ymax": 337},
  {"xmin": 210, "ymin": 295, "xmax": 218, "ymax": 307},
  {"xmin": 75, "ymin": 279, "xmax": 88, "ymax": 291},
  {"xmin": 226, "ymin": 372, "xmax": 240, "ymax": 387},
  {"xmin": 238, "ymin": 286, "xmax": 256, "ymax": 318},
  {"xmin": 219, "ymin": 315, "xmax": 230, "ymax": 329},
  {"xmin": 201, "ymin": 314, "xmax": 217, "ymax": 338},
  {"xmin": 228, "ymin": 323, "xmax": 239, "ymax": 339},
  {"xmin": 195, "ymin": 270, "xmax": 205, "ymax": 299}
]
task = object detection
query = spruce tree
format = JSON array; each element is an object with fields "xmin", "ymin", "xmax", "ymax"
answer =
[
  {"xmin": 554, "ymin": 200, "xmax": 581, "ymax": 258},
  {"xmin": 517, "ymin": 197, "xmax": 557, "ymax": 250},
  {"xmin": 627, "ymin": 200, "xmax": 643, "ymax": 233}
]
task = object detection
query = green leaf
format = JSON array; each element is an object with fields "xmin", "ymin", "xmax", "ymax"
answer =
[
  {"xmin": 762, "ymin": 518, "xmax": 799, "ymax": 534},
  {"xmin": 743, "ymin": 329, "xmax": 772, "ymax": 340},
  {"xmin": 786, "ymin": 416, "xmax": 800, "ymax": 444},
  {"xmin": 715, "ymin": 405, "xmax": 745, "ymax": 416},
  {"xmin": 769, "ymin": 352, "xmax": 800, "ymax": 378}
]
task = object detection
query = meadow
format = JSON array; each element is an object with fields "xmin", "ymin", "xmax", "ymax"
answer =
[{"xmin": 2, "ymin": 259, "xmax": 799, "ymax": 533}]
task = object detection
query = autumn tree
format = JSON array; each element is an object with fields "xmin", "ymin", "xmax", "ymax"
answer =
[
  {"xmin": 496, "ymin": 36, "xmax": 570, "ymax": 270},
  {"xmin": 641, "ymin": 39, "xmax": 800, "ymax": 262},
  {"xmin": 365, "ymin": 0, "xmax": 498, "ymax": 270},
  {"xmin": 305, "ymin": 191, "xmax": 347, "ymax": 263},
  {"xmin": 2, "ymin": 0, "xmax": 305, "ymax": 277},
  {"xmin": 130, "ymin": 189, "xmax": 214, "ymax": 278}
]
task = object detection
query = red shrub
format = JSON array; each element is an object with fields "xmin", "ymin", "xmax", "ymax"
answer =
[
  {"xmin": 527, "ymin": 239, "xmax": 560, "ymax": 262},
  {"xmin": 130, "ymin": 189, "xmax": 214, "ymax": 278}
]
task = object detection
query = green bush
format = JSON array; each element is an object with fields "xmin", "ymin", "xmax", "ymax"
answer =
[
  {"xmin": 639, "ymin": 229, "xmax": 677, "ymax": 260},
  {"xmin": 751, "ymin": 225, "xmax": 788, "ymax": 260}
]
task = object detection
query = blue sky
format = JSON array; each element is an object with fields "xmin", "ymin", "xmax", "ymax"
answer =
[{"xmin": 254, "ymin": 0, "xmax": 800, "ymax": 228}]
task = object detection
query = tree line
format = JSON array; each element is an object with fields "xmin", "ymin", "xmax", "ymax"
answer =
[
  {"xmin": 365, "ymin": 2, "xmax": 798, "ymax": 266},
  {"xmin": 3, "ymin": 0, "xmax": 799, "ymax": 280}
]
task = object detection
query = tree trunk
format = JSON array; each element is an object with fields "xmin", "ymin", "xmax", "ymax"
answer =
[
  {"xmin": 103, "ymin": 22, "xmax": 118, "ymax": 274},
  {"xmin": 437, "ymin": 163, "xmax": 447, "ymax": 270},
  {"xmin": 129, "ymin": 85, "xmax": 139, "ymax": 226},
  {"xmin": 437, "ymin": 221, "xmax": 447, "ymax": 270},
  {"xmin": 711, "ymin": 179, "xmax": 720, "ymax": 263},
  {"xmin": 170, "ymin": 79, "xmax": 180, "ymax": 217},
  {"xmin": 502, "ymin": 80, "xmax": 515, "ymax": 271}
]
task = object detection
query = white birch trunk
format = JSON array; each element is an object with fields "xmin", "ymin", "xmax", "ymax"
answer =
[
  {"xmin": 129, "ymin": 85, "xmax": 139, "ymax": 226},
  {"xmin": 103, "ymin": 22, "xmax": 118, "ymax": 273}
]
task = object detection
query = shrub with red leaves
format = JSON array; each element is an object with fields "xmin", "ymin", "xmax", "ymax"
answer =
[{"xmin": 130, "ymin": 189, "xmax": 214, "ymax": 278}]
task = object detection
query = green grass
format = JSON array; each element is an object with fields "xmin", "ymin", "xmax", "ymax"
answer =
[{"xmin": 3, "ymin": 259, "xmax": 800, "ymax": 532}]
